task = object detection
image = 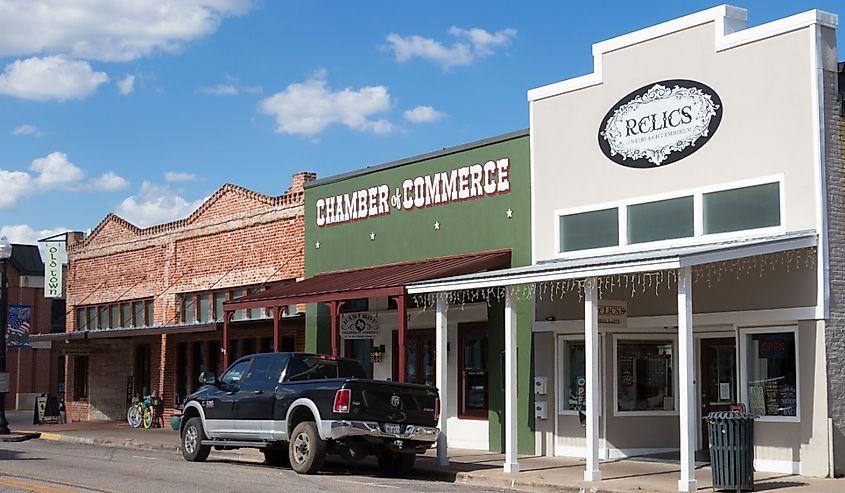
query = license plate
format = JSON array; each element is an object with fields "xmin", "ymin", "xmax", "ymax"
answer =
[{"xmin": 384, "ymin": 423, "xmax": 402, "ymax": 434}]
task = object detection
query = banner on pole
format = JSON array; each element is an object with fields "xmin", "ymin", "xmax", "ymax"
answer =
[
  {"xmin": 7, "ymin": 304, "xmax": 31, "ymax": 348},
  {"xmin": 44, "ymin": 242, "xmax": 63, "ymax": 298}
]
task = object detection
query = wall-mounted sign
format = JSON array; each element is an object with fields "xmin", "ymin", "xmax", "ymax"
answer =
[
  {"xmin": 599, "ymin": 79, "xmax": 722, "ymax": 168},
  {"xmin": 60, "ymin": 343, "xmax": 93, "ymax": 356},
  {"xmin": 340, "ymin": 312, "xmax": 379, "ymax": 339},
  {"xmin": 44, "ymin": 242, "xmax": 63, "ymax": 298},
  {"xmin": 316, "ymin": 158, "xmax": 511, "ymax": 227},
  {"xmin": 597, "ymin": 300, "xmax": 627, "ymax": 326}
]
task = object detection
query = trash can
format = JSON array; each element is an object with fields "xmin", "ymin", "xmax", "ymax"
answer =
[{"xmin": 706, "ymin": 411, "xmax": 756, "ymax": 492}]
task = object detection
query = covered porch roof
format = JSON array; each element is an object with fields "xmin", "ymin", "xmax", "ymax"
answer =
[
  {"xmin": 407, "ymin": 231, "xmax": 817, "ymax": 293},
  {"xmin": 224, "ymin": 249, "xmax": 512, "ymax": 311}
]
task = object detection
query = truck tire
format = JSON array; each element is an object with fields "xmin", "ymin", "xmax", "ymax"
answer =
[
  {"xmin": 181, "ymin": 417, "xmax": 211, "ymax": 462},
  {"xmin": 288, "ymin": 421, "xmax": 325, "ymax": 474},
  {"xmin": 377, "ymin": 450, "xmax": 416, "ymax": 476},
  {"xmin": 264, "ymin": 446, "xmax": 290, "ymax": 467}
]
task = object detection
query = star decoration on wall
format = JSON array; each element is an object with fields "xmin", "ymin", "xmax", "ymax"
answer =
[
  {"xmin": 434, "ymin": 221, "xmax": 440, "ymax": 230},
  {"xmin": 506, "ymin": 209, "xmax": 513, "ymax": 219},
  {"xmin": 315, "ymin": 241, "xmax": 320, "ymax": 249},
  {"xmin": 369, "ymin": 232, "xmax": 376, "ymax": 241}
]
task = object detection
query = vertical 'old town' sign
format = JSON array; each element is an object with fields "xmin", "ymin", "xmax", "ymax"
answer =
[{"xmin": 598, "ymin": 79, "xmax": 722, "ymax": 168}]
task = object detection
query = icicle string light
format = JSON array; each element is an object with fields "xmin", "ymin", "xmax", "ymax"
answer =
[{"xmin": 409, "ymin": 248, "xmax": 816, "ymax": 310}]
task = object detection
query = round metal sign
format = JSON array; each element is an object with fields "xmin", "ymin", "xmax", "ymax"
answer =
[{"xmin": 598, "ymin": 79, "xmax": 722, "ymax": 168}]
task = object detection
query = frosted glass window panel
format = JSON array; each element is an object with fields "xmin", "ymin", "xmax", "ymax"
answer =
[
  {"xmin": 628, "ymin": 196, "xmax": 694, "ymax": 244},
  {"xmin": 703, "ymin": 182, "xmax": 780, "ymax": 234},
  {"xmin": 214, "ymin": 292, "xmax": 225, "ymax": 321},
  {"xmin": 198, "ymin": 295, "xmax": 210, "ymax": 323},
  {"xmin": 560, "ymin": 208, "xmax": 619, "ymax": 252}
]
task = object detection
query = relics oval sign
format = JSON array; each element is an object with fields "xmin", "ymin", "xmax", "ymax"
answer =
[{"xmin": 598, "ymin": 79, "xmax": 722, "ymax": 168}]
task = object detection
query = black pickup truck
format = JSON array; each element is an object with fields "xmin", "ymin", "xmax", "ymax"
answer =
[{"xmin": 179, "ymin": 352, "xmax": 440, "ymax": 476}]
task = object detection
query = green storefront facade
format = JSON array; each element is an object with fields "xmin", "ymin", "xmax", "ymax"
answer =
[{"xmin": 303, "ymin": 129, "xmax": 534, "ymax": 454}]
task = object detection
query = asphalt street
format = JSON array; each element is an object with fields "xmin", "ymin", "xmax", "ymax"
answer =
[{"xmin": 0, "ymin": 440, "xmax": 514, "ymax": 493}]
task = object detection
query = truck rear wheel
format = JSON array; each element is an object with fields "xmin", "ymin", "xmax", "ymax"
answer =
[
  {"xmin": 288, "ymin": 422, "xmax": 325, "ymax": 474},
  {"xmin": 377, "ymin": 450, "xmax": 416, "ymax": 476},
  {"xmin": 181, "ymin": 417, "xmax": 211, "ymax": 462}
]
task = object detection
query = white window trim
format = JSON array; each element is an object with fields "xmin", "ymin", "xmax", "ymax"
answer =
[
  {"xmin": 556, "ymin": 334, "xmax": 603, "ymax": 416},
  {"xmin": 553, "ymin": 174, "xmax": 786, "ymax": 259},
  {"xmin": 613, "ymin": 333, "xmax": 680, "ymax": 417},
  {"xmin": 738, "ymin": 324, "xmax": 800, "ymax": 423}
]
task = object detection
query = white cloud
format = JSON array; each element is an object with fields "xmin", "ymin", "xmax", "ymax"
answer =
[
  {"xmin": 0, "ymin": 224, "xmax": 68, "ymax": 245},
  {"xmin": 0, "ymin": 152, "xmax": 128, "ymax": 209},
  {"xmin": 259, "ymin": 71, "xmax": 393, "ymax": 137},
  {"xmin": 403, "ymin": 105, "xmax": 447, "ymax": 123},
  {"xmin": 385, "ymin": 26, "xmax": 516, "ymax": 69},
  {"xmin": 117, "ymin": 74, "xmax": 135, "ymax": 95},
  {"xmin": 198, "ymin": 84, "xmax": 239, "ymax": 95},
  {"xmin": 89, "ymin": 171, "xmax": 130, "ymax": 191},
  {"xmin": 165, "ymin": 171, "xmax": 199, "ymax": 182},
  {"xmin": 11, "ymin": 124, "xmax": 41, "ymax": 136},
  {"xmin": 29, "ymin": 152, "xmax": 85, "ymax": 188},
  {"xmin": 0, "ymin": 1, "xmax": 254, "ymax": 62},
  {"xmin": 0, "ymin": 170, "xmax": 31, "ymax": 209},
  {"xmin": 0, "ymin": 56, "xmax": 108, "ymax": 101},
  {"xmin": 117, "ymin": 181, "xmax": 205, "ymax": 227}
]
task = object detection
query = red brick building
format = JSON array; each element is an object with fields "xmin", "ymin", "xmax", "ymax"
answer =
[
  {"xmin": 51, "ymin": 173, "xmax": 312, "ymax": 421},
  {"xmin": 4, "ymin": 243, "xmax": 64, "ymax": 411}
]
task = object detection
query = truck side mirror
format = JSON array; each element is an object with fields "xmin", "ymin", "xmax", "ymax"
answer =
[{"xmin": 199, "ymin": 371, "xmax": 217, "ymax": 386}]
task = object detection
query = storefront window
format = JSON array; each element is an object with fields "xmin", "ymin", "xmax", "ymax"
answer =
[
  {"xmin": 559, "ymin": 208, "xmax": 618, "ymax": 252},
  {"xmin": 459, "ymin": 324, "xmax": 488, "ymax": 418},
  {"xmin": 746, "ymin": 332, "xmax": 797, "ymax": 417},
  {"xmin": 616, "ymin": 339, "xmax": 674, "ymax": 413},
  {"xmin": 703, "ymin": 182, "xmax": 780, "ymax": 234},
  {"xmin": 198, "ymin": 295, "xmax": 210, "ymax": 323},
  {"xmin": 214, "ymin": 292, "xmax": 225, "ymax": 321},
  {"xmin": 627, "ymin": 196, "xmax": 693, "ymax": 244},
  {"xmin": 561, "ymin": 340, "xmax": 587, "ymax": 412}
]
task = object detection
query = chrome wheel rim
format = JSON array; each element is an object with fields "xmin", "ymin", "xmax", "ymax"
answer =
[
  {"xmin": 184, "ymin": 426, "xmax": 198, "ymax": 454},
  {"xmin": 292, "ymin": 432, "xmax": 310, "ymax": 464}
]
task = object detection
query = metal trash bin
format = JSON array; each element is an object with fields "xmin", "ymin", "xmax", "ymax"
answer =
[{"xmin": 706, "ymin": 411, "xmax": 756, "ymax": 492}]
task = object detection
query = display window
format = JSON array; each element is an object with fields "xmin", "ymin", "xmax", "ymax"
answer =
[
  {"xmin": 744, "ymin": 329, "xmax": 798, "ymax": 419},
  {"xmin": 614, "ymin": 337, "xmax": 676, "ymax": 414}
]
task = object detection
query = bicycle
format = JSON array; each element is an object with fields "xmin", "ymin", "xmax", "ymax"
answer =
[
  {"xmin": 127, "ymin": 392, "xmax": 163, "ymax": 429},
  {"xmin": 127, "ymin": 396, "xmax": 143, "ymax": 428}
]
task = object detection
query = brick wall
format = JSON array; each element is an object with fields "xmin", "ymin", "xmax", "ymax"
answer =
[
  {"xmin": 827, "ymin": 64, "xmax": 845, "ymax": 476},
  {"xmin": 62, "ymin": 172, "xmax": 313, "ymax": 420}
]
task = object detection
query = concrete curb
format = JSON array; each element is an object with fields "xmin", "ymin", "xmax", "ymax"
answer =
[{"xmin": 19, "ymin": 431, "xmax": 608, "ymax": 492}]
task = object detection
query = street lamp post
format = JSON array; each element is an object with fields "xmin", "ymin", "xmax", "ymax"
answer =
[{"xmin": 0, "ymin": 235, "xmax": 12, "ymax": 434}]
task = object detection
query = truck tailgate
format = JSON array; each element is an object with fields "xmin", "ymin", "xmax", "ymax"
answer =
[{"xmin": 345, "ymin": 380, "xmax": 438, "ymax": 427}]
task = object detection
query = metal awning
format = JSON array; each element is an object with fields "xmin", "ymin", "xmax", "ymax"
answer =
[
  {"xmin": 407, "ymin": 231, "xmax": 817, "ymax": 293},
  {"xmin": 225, "ymin": 249, "xmax": 512, "ymax": 311},
  {"xmin": 31, "ymin": 322, "xmax": 220, "ymax": 342}
]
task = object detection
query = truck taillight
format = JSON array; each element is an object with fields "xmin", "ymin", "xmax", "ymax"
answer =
[
  {"xmin": 333, "ymin": 388, "xmax": 351, "ymax": 414},
  {"xmin": 434, "ymin": 397, "xmax": 441, "ymax": 422}
]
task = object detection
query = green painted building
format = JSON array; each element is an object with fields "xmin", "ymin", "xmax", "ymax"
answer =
[{"xmin": 303, "ymin": 129, "xmax": 534, "ymax": 454}]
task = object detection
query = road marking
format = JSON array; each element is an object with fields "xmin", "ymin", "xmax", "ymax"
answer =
[
  {"xmin": 0, "ymin": 475, "xmax": 79, "ymax": 493},
  {"xmin": 333, "ymin": 479, "xmax": 401, "ymax": 489},
  {"xmin": 129, "ymin": 455, "xmax": 158, "ymax": 460}
]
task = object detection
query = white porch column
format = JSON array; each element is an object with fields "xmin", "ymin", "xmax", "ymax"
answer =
[
  {"xmin": 584, "ymin": 278, "xmax": 602, "ymax": 482},
  {"xmin": 504, "ymin": 287, "xmax": 519, "ymax": 473},
  {"xmin": 677, "ymin": 267, "xmax": 697, "ymax": 492},
  {"xmin": 435, "ymin": 296, "xmax": 449, "ymax": 466}
]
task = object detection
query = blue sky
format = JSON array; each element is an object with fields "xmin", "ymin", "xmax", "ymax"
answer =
[{"xmin": 1, "ymin": 1, "xmax": 843, "ymax": 248}]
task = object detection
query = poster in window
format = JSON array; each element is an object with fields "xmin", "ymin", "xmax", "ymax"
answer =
[
  {"xmin": 748, "ymin": 385, "xmax": 765, "ymax": 415},
  {"xmin": 764, "ymin": 379, "xmax": 780, "ymax": 416},
  {"xmin": 778, "ymin": 384, "xmax": 796, "ymax": 417},
  {"xmin": 619, "ymin": 354, "xmax": 633, "ymax": 386}
]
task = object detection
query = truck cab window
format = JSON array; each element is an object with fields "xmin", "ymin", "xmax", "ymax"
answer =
[{"xmin": 221, "ymin": 359, "xmax": 251, "ymax": 387}]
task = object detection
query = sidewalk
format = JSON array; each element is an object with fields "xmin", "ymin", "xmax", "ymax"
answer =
[{"xmin": 5, "ymin": 412, "xmax": 843, "ymax": 493}]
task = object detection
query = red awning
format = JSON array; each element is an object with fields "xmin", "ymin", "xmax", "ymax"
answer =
[{"xmin": 225, "ymin": 249, "xmax": 511, "ymax": 311}]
